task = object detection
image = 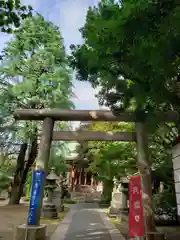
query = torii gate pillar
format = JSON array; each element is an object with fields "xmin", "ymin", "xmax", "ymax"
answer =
[{"xmin": 15, "ymin": 117, "xmax": 54, "ymax": 240}]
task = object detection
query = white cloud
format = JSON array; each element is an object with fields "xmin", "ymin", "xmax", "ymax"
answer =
[
  {"xmin": 47, "ymin": 0, "xmax": 92, "ymax": 51},
  {"xmin": 70, "ymin": 79, "xmax": 109, "ymax": 131},
  {"xmin": 72, "ymin": 80, "xmax": 99, "ymax": 110}
]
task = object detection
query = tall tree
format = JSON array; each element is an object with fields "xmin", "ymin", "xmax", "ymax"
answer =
[
  {"xmin": 70, "ymin": 0, "xmax": 180, "ymax": 113},
  {"xmin": 0, "ymin": 14, "xmax": 74, "ymax": 204},
  {"xmin": 0, "ymin": 0, "xmax": 32, "ymax": 33}
]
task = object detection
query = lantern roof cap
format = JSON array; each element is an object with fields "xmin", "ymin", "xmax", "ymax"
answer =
[{"xmin": 46, "ymin": 167, "xmax": 59, "ymax": 180}]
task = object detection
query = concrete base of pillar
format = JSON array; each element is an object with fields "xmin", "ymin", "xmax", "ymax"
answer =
[
  {"xmin": 109, "ymin": 206, "xmax": 128, "ymax": 216},
  {"xmin": 116, "ymin": 208, "xmax": 129, "ymax": 222},
  {"xmin": 59, "ymin": 204, "xmax": 64, "ymax": 212},
  {"xmin": 109, "ymin": 206, "xmax": 120, "ymax": 215},
  {"xmin": 14, "ymin": 224, "xmax": 46, "ymax": 240}
]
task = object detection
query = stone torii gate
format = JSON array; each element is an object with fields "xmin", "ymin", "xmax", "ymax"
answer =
[{"xmin": 13, "ymin": 109, "xmax": 179, "ymax": 240}]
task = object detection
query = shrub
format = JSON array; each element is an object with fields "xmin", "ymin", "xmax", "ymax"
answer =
[{"xmin": 153, "ymin": 190, "xmax": 177, "ymax": 221}]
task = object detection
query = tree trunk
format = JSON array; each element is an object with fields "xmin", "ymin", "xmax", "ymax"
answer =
[
  {"xmin": 136, "ymin": 122, "xmax": 156, "ymax": 233},
  {"xmin": 17, "ymin": 135, "xmax": 38, "ymax": 203},
  {"xmin": 9, "ymin": 130, "xmax": 38, "ymax": 205},
  {"xmin": 9, "ymin": 143, "xmax": 28, "ymax": 204},
  {"xmin": 102, "ymin": 179, "xmax": 114, "ymax": 203},
  {"xmin": 35, "ymin": 117, "xmax": 54, "ymax": 225}
]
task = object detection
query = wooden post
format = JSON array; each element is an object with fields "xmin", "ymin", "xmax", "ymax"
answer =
[
  {"xmin": 136, "ymin": 122, "xmax": 156, "ymax": 236},
  {"xmin": 79, "ymin": 168, "xmax": 82, "ymax": 185},
  {"xmin": 121, "ymin": 184, "xmax": 128, "ymax": 209},
  {"xmin": 66, "ymin": 171, "xmax": 71, "ymax": 187},
  {"xmin": 81, "ymin": 168, "xmax": 85, "ymax": 185},
  {"xmin": 74, "ymin": 170, "xmax": 77, "ymax": 188},
  {"xmin": 35, "ymin": 117, "xmax": 54, "ymax": 225},
  {"xmin": 71, "ymin": 176, "xmax": 74, "ymax": 191},
  {"xmin": 91, "ymin": 175, "xmax": 94, "ymax": 186},
  {"xmin": 76, "ymin": 169, "xmax": 79, "ymax": 185},
  {"xmin": 85, "ymin": 173, "xmax": 87, "ymax": 185}
]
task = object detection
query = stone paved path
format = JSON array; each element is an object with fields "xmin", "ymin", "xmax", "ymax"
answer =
[{"xmin": 51, "ymin": 203, "xmax": 125, "ymax": 240}]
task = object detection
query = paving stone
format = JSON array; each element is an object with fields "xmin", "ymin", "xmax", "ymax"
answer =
[{"xmin": 51, "ymin": 203, "xmax": 125, "ymax": 240}]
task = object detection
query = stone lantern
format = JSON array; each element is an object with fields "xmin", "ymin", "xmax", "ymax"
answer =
[
  {"xmin": 42, "ymin": 167, "xmax": 59, "ymax": 219},
  {"xmin": 52, "ymin": 175, "xmax": 64, "ymax": 212},
  {"xmin": 109, "ymin": 177, "xmax": 129, "ymax": 222}
]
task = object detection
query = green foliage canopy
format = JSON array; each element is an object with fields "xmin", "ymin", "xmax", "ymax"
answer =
[
  {"xmin": 85, "ymin": 122, "xmax": 137, "ymax": 181},
  {"xmin": 70, "ymin": 0, "xmax": 180, "ymax": 112},
  {"xmin": 0, "ymin": 14, "xmax": 74, "ymax": 144}
]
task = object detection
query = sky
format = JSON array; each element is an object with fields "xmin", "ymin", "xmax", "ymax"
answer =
[{"xmin": 0, "ymin": 0, "xmax": 101, "ymax": 110}]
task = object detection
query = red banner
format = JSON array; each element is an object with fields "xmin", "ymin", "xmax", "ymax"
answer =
[{"xmin": 128, "ymin": 175, "xmax": 145, "ymax": 237}]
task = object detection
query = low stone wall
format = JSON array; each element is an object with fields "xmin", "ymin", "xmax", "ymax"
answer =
[
  {"xmin": 172, "ymin": 142, "xmax": 180, "ymax": 223},
  {"xmin": 0, "ymin": 190, "xmax": 8, "ymax": 200}
]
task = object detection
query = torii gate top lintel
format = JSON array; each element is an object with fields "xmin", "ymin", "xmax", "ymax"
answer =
[{"xmin": 13, "ymin": 109, "xmax": 179, "ymax": 122}]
